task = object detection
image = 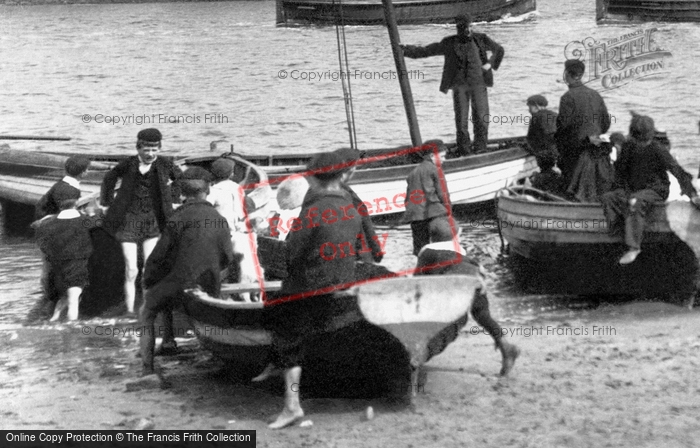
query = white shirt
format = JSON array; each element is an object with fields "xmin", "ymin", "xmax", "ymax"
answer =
[
  {"xmin": 207, "ymin": 179, "xmax": 245, "ymax": 232},
  {"xmin": 57, "ymin": 209, "xmax": 81, "ymax": 220},
  {"xmin": 62, "ymin": 176, "xmax": 80, "ymax": 190}
]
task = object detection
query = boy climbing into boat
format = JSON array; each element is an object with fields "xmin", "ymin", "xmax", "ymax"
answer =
[
  {"xmin": 601, "ymin": 113, "xmax": 700, "ymax": 264},
  {"xmin": 415, "ymin": 219, "xmax": 520, "ymax": 376},
  {"xmin": 140, "ymin": 167, "xmax": 234, "ymax": 374},
  {"xmin": 35, "ymin": 191, "xmax": 97, "ymax": 321}
]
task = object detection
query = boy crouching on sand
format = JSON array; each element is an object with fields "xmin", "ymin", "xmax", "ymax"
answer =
[
  {"xmin": 140, "ymin": 167, "xmax": 234, "ymax": 375},
  {"xmin": 35, "ymin": 192, "xmax": 96, "ymax": 321}
]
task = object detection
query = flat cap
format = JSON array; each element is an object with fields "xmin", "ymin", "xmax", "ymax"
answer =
[
  {"xmin": 564, "ymin": 59, "xmax": 585, "ymax": 75},
  {"xmin": 137, "ymin": 128, "xmax": 162, "ymax": 144},
  {"xmin": 307, "ymin": 151, "xmax": 345, "ymax": 180},
  {"xmin": 211, "ymin": 158, "xmax": 236, "ymax": 180},
  {"xmin": 455, "ymin": 14, "xmax": 472, "ymax": 25},
  {"xmin": 333, "ymin": 147, "xmax": 361, "ymax": 164},
  {"xmin": 526, "ymin": 94, "xmax": 548, "ymax": 107}
]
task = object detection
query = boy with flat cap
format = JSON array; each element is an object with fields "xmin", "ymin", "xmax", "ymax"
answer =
[
  {"xmin": 555, "ymin": 59, "xmax": 611, "ymax": 187},
  {"xmin": 140, "ymin": 166, "xmax": 234, "ymax": 374},
  {"xmin": 100, "ymin": 128, "xmax": 182, "ymax": 315},
  {"xmin": 403, "ymin": 140, "xmax": 452, "ymax": 256},
  {"xmin": 401, "ymin": 14, "xmax": 504, "ymax": 156}
]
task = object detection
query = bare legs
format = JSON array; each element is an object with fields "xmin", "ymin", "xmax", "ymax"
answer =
[
  {"xmin": 49, "ymin": 287, "xmax": 82, "ymax": 322},
  {"xmin": 121, "ymin": 237, "xmax": 159, "ymax": 314},
  {"xmin": 269, "ymin": 366, "xmax": 304, "ymax": 429}
]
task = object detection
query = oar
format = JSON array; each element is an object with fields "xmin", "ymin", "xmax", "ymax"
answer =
[
  {"xmin": 666, "ymin": 200, "xmax": 700, "ymax": 309},
  {"xmin": 0, "ymin": 135, "xmax": 71, "ymax": 141}
]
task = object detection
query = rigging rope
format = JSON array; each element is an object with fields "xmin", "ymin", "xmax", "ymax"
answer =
[{"xmin": 334, "ymin": 0, "xmax": 358, "ymax": 150}]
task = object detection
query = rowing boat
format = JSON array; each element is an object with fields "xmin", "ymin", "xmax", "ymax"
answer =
[
  {"xmin": 496, "ymin": 185, "xmax": 698, "ymax": 298},
  {"xmin": 242, "ymin": 137, "xmax": 537, "ymax": 217},
  {"xmin": 183, "ymin": 275, "xmax": 477, "ymax": 398}
]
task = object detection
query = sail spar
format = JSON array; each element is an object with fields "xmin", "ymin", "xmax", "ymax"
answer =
[{"xmin": 334, "ymin": 0, "xmax": 358, "ymax": 150}]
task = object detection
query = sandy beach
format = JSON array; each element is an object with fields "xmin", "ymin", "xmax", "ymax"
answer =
[{"xmin": 2, "ymin": 249, "xmax": 699, "ymax": 447}]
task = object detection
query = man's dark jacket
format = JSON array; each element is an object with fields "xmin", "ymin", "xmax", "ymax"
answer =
[
  {"xmin": 100, "ymin": 156, "xmax": 182, "ymax": 234},
  {"xmin": 555, "ymin": 81, "xmax": 610, "ymax": 177},
  {"xmin": 402, "ymin": 33, "xmax": 504, "ymax": 93},
  {"xmin": 143, "ymin": 199, "xmax": 234, "ymax": 296}
]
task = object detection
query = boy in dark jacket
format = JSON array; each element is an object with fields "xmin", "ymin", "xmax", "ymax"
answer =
[
  {"xmin": 526, "ymin": 94, "xmax": 558, "ymax": 158},
  {"xmin": 403, "ymin": 141, "xmax": 452, "ymax": 256},
  {"xmin": 35, "ymin": 191, "xmax": 96, "ymax": 321},
  {"xmin": 602, "ymin": 114, "xmax": 699, "ymax": 264},
  {"xmin": 100, "ymin": 128, "xmax": 182, "ymax": 315},
  {"xmin": 140, "ymin": 167, "xmax": 234, "ymax": 375},
  {"xmin": 528, "ymin": 150, "xmax": 564, "ymax": 195},
  {"xmin": 35, "ymin": 155, "xmax": 90, "ymax": 220}
]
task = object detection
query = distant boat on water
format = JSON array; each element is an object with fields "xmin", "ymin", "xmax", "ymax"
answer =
[
  {"xmin": 276, "ymin": 0, "xmax": 537, "ymax": 26},
  {"xmin": 596, "ymin": 0, "xmax": 700, "ymax": 22}
]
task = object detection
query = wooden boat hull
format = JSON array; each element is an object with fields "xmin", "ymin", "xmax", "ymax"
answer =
[
  {"xmin": 244, "ymin": 138, "xmax": 537, "ymax": 216},
  {"xmin": 279, "ymin": 0, "xmax": 536, "ymax": 25},
  {"xmin": 183, "ymin": 275, "xmax": 476, "ymax": 397},
  {"xmin": 496, "ymin": 187, "xmax": 698, "ymax": 297},
  {"xmin": 596, "ymin": 0, "xmax": 700, "ymax": 22}
]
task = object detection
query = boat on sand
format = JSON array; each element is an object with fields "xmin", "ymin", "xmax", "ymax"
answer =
[
  {"xmin": 184, "ymin": 275, "xmax": 478, "ymax": 399},
  {"xmin": 496, "ymin": 185, "xmax": 699, "ymax": 300}
]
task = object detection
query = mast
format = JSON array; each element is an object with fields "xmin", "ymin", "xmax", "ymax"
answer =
[{"xmin": 381, "ymin": 0, "xmax": 422, "ymax": 147}]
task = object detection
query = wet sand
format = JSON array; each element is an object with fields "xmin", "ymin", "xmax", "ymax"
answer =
[
  {"xmin": 2, "ymin": 302, "xmax": 699, "ymax": 447},
  {"xmin": 2, "ymin": 223, "xmax": 699, "ymax": 446}
]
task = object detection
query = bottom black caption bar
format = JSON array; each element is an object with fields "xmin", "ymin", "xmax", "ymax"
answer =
[{"xmin": 2, "ymin": 430, "xmax": 255, "ymax": 447}]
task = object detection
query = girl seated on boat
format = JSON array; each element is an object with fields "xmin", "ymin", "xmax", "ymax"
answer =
[
  {"xmin": 601, "ymin": 113, "xmax": 700, "ymax": 265},
  {"xmin": 415, "ymin": 219, "xmax": 519, "ymax": 376}
]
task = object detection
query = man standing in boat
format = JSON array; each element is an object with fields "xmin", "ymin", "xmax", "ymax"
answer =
[
  {"xmin": 401, "ymin": 14, "xmax": 504, "ymax": 156},
  {"xmin": 555, "ymin": 59, "xmax": 611, "ymax": 188}
]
